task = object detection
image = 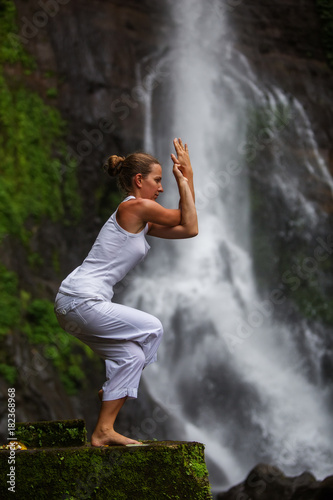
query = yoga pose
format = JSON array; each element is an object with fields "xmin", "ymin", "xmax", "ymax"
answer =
[{"xmin": 54, "ymin": 138, "xmax": 197, "ymax": 446}]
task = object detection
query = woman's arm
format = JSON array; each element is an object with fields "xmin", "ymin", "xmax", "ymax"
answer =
[
  {"xmin": 116, "ymin": 198, "xmax": 181, "ymax": 234},
  {"xmin": 117, "ymin": 138, "xmax": 198, "ymax": 238},
  {"xmin": 148, "ymin": 159, "xmax": 198, "ymax": 239}
]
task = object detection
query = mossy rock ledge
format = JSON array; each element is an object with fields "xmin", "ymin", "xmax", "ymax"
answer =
[{"xmin": 0, "ymin": 419, "xmax": 212, "ymax": 499}]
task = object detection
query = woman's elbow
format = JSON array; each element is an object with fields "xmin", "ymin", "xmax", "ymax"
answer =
[{"xmin": 187, "ymin": 224, "xmax": 199, "ymax": 238}]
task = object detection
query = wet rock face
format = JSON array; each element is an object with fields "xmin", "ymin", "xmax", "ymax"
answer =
[
  {"xmin": 14, "ymin": 0, "xmax": 169, "ymax": 140},
  {"xmin": 228, "ymin": 0, "xmax": 333, "ymax": 183}
]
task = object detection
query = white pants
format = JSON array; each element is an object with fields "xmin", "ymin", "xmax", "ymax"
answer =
[{"xmin": 54, "ymin": 292, "xmax": 163, "ymax": 401}]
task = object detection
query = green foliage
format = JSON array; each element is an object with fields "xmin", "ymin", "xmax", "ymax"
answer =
[
  {"xmin": 22, "ymin": 298, "xmax": 91, "ymax": 394},
  {"xmin": 0, "ymin": 265, "xmax": 93, "ymax": 392},
  {"xmin": 0, "ymin": 0, "xmax": 81, "ymax": 244},
  {"xmin": 46, "ymin": 87, "xmax": 58, "ymax": 98},
  {"xmin": 0, "ymin": 0, "xmax": 34, "ymax": 67},
  {"xmin": 95, "ymin": 185, "xmax": 123, "ymax": 222},
  {"xmin": 316, "ymin": 0, "xmax": 333, "ymax": 68},
  {"xmin": 0, "ymin": 264, "xmax": 21, "ymax": 335},
  {"xmin": 0, "ymin": 77, "xmax": 80, "ymax": 242},
  {"xmin": 0, "ymin": 1, "xmax": 86, "ymax": 394},
  {"xmin": 0, "ymin": 362, "xmax": 17, "ymax": 384}
]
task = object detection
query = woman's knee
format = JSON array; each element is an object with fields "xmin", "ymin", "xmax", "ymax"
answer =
[
  {"xmin": 127, "ymin": 342, "xmax": 146, "ymax": 368},
  {"xmin": 152, "ymin": 317, "xmax": 164, "ymax": 338}
]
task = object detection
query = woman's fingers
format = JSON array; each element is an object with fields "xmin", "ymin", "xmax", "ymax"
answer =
[
  {"xmin": 173, "ymin": 163, "xmax": 188, "ymax": 182},
  {"xmin": 173, "ymin": 138, "xmax": 180, "ymax": 153},
  {"xmin": 171, "ymin": 154, "xmax": 185, "ymax": 175},
  {"xmin": 173, "ymin": 138, "xmax": 191, "ymax": 170},
  {"xmin": 171, "ymin": 153, "xmax": 178, "ymax": 164},
  {"xmin": 172, "ymin": 162, "xmax": 181, "ymax": 177},
  {"xmin": 173, "ymin": 137, "xmax": 186, "ymax": 152}
]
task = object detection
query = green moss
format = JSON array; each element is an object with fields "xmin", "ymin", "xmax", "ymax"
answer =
[
  {"xmin": 316, "ymin": 0, "xmax": 333, "ymax": 68},
  {"xmin": 188, "ymin": 460, "xmax": 209, "ymax": 479},
  {"xmin": 0, "ymin": 435, "xmax": 212, "ymax": 499},
  {"xmin": 16, "ymin": 419, "xmax": 87, "ymax": 448}
]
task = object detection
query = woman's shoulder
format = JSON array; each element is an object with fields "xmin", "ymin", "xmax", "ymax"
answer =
[
  {"xmin": 116, "ymin": 197, "xmax": 147, "ymax": 233},
  {"xmin": 118, "ymin": 197, "xmax": 155, "ymax": 214}
]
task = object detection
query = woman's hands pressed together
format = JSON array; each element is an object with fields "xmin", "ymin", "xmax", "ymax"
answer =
[
  {"xmin": 145, "ymin": 137, "xmax": 197, "ymax": 239},
  {"xmin": 171, "ymin": 138, "xmax": 195, "ymax": 201}
]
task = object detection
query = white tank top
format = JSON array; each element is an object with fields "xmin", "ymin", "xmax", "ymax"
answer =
[{"xmin": 58, "ymin": 196, "xmax": 150, "ymax": 300}]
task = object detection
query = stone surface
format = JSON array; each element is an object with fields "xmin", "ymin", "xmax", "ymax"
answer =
[
  {"xmin": 0, "ymin": 420, "xmax": 212, "ymax": 499},
  {"xmin": 15, "ymin": 418, "xmax": 87, "ymax": 448}
]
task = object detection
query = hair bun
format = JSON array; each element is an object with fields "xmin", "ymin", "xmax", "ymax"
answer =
[{"xmin": 104, "ymin": 155, "xmax": 125, "ymax": 177}]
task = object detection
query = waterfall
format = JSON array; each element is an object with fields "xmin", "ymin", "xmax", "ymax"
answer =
[{"xmin": 122, "ymin": 0, "xmax": 333, "ymax": 493}]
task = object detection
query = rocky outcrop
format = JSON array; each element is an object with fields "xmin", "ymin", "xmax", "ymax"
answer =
[
  {"xmin": 0, "ymin": 419, "xmax": 212, "ymax": 499},
  {"xmin": 217, "ymin": 463, "xmax": 333, "ymax": 500}
]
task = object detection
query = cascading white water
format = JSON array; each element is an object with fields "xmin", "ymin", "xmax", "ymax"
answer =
[{"xmin": 123, "ymin": 0, "xmax": 333, "ymax": 493}]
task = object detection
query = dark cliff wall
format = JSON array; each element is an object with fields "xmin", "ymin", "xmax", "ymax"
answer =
[
  {"xmin": 229, "ymin": 0, "xmax": 333, "ymax": 206},
  {"xmin": 12, "ymin": 0, "xmax": 170, "ymax": 279},
  {"xmin": 226, "ymin": 0, "xmax": 333, "ymax": 335}
]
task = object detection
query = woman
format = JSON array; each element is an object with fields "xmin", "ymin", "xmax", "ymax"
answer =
[{"xmin": 54, "ymin": 138, "xmax": 198, "ymax": 446}]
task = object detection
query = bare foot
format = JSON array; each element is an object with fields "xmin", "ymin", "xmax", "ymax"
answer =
[
  {"xmin": 98, "ymin": 389, "xmax": 103, "ymax": 402},
  {"xmin": 91, "ymin": 428, "xmax": 142, "ymax": 447}
]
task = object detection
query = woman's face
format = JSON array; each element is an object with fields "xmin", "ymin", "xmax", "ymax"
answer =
[{"xmin": 141, "ymin": 163, "xmax": 164, "ymax": 200}]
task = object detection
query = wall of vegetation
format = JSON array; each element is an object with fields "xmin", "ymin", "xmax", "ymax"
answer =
[{"xmin": 0, "ymin": 0, "xmax": 90, "ymax": 394}]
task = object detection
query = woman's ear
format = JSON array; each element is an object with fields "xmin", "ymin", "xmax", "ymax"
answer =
[{"xmin": 134, "ymin": 173, "xmax": 142, "ymax": 188}]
